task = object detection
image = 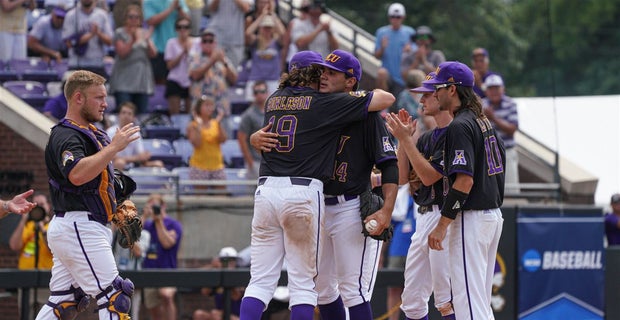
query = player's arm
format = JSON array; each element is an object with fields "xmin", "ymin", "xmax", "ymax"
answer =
[
  {"xmin": 69, "ymin": 124, "xmax": 140, "ymax": 186},
  {"xmin": 396, "ymin": 146, "xmax": 410, "ymax": 185},
  {"xmin": 367, "ymin": 89, "xmax": 395, "ymax": 112}
]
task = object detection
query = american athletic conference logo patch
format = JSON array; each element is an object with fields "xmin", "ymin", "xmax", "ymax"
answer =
[
  {"xmin": 62, "ymin": 150, "xmax": 74, "ymax": 167},
  {"xmin": 382, "ymin": 136, "xmax": 394, "ymax": 152},
  {"xmin": 452, "ymin": 150, "xmax": 466, "ymax": 165}
]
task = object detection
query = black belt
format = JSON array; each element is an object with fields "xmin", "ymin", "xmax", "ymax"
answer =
[
  {"xmin": 325, "ymin": 195, "xmax": 358, "ymax": 206},
  {"xmin": 417, "ymin": 205, "xmax": 438, "ymax": 214},
  {"xmin": 55, "ymin": 211, "xmax": 97, "ymax": 222},
  {"xmin": 257, "ymin": 177, "xmax": 313, "ymax": 186}
]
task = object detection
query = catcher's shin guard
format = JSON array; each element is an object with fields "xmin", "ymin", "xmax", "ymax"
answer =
[
  {"xmin": 97, "ymin": 276, "xmax": 134, "ymax": 319},
  {"xmin": 46, "ymin": 286, "xmax": 91, "ymax": 320}
]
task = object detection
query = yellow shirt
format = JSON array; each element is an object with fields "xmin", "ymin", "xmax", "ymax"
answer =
[
  {"xmin": 0, "ymin": 6, "xmax": 27, "ymax": 34},
  {"xmin": 185, "ymin": 0, "xmax": 205, "ymax": 9},
  {"xmin": 188, "ymin": 119, "xmax": 225, "ymax": 170},
  {"xmin": 18, "ymin": 221, "xmax": 53, "ymax": 270}
]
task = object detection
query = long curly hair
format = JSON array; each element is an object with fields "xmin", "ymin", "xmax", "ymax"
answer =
[
  {"xmin": 278, "ymin": 65, "xmax": 322, "ymax": 89},
  {"xmin": 455, "ymin": 86, "xmax": 484, "ymax": 118}
]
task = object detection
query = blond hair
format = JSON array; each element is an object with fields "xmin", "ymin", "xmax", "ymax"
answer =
[{"xmin": 64, "ymin": 70, "xmax": 106, "ymax": 100}]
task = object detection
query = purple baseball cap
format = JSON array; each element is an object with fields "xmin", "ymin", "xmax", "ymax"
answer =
[
  {"xmin": 315, "ymin": 49, "xmax": 362, "ymax": 83},
  {"xmin": 410, "ymin": 72, "xmax": 436, "ymax": 93},
  {"xmin": 422, "ymin": 61, "xmax": 474, "ymax": 88},
  {"xmin": 52, "ymin": 6, "xmax": 67, "ymax": 18},
  {"xmin": 288, "ymin": 51, "xmax": 323, "ymax": 72}
]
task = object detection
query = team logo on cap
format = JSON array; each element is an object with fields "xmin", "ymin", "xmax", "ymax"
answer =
[
  {"xmin": 62, "ymin": 150, "xmax": 74, "ymax": 167},
  {"xmin": 382, "ymin": 136, "xmax": 394, "ymax": 152},
  {"xmin": 452, "ymin": 150, "xmax": 467, "ymax": 165},
  {"xmin": 325, "ymin": 53, "xmax": 341, "ymax": 63}
]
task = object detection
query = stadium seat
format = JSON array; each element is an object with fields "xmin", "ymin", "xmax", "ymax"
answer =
[
  {"xmin": 126, "ymin": 167, "xmax": 176, "ymax": 195},
  {"xmin": 142, "ymin": 138, "xmax": 183, "ymax": 170},
  {"xmin": 143, "ymin": 125, "xmax": 181, "ymax": 142},
  {"xmin": 170, "ymin": 113, "xmax": 192, "ymax": 137},
  {"xmin": 224, "ymin": 168, "xmax": 253, "ymax": 196},
  {"xmin": 51, "ymin": 59, "xmax": 69, "ymax": 77},
  {"xmin": 148, "ymin": 84, "xmax": 168, "ymax": 113},
  {"xmin": 0, "ymin": 61, "xmax": 19, "ymax": 83},
  {"xmin": 12, "ymin": 58, "xmax": 60, "ymax": 83},
  {"xmin": 172, "ymin": 138, "xmax": 193, "ymax": 166},
  {"xmin": 172, "ymin": 167, "xmax": 193, "ymax": 194},
  {"xmin": 221, "ymin": 139, "xmax": 244, "ymax": 168},
  {"xmin": 3, "ymin": 80, "xmax": 49, "ymax": 110}
]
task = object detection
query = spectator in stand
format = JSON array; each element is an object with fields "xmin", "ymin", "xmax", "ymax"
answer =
[
  {"xmin": 107, "ymin": 101, "xmax": 164, "ymax": 171},
  {"xmin": 109, "ymin": 4, "xmax": 157, "ymax": 115},
  {"xmin": 605, "ymin": 193, "xmax": 620, "ymax": 246},
  {"xmin": 62, "ymin": 0, "xmax": 113, "ymax": 78},
  {"xmin": 43, "ymin": 70, "xmax": 74, "ymax": 121},
  {"xmin": 144, "ymin": 0, "xmax": 190, "ymax": 85},
  {"xmin": 44, "ymin": 0, "xmax": 75, "ymax": 13},
  {"xmin": 482, "ymin": 74, "xmax": 519, "ymax": 195},
  {"xmin": 206, "ymin": 0, "xmax": 253, "ymax": 68},
  {"xmin": 9, "ymin": 193, "xmax": 53, "ymax": 318},
  {"xmin": 142, "ymin": 193, "xmax": 183, "ymax": 320},
  {"xmin": 185, "ymin": 0, "xmax": 204, "ymax": 36},
  {"xmin": 244, "ymin": 11, "xmax": 285, "ymax": 100},
  {"xmin": 390, "ymin": 68, "xmax": 425, "ymax": 116},
  {"xmin": 0, "ymin": 0, "xmax": 35, "ymax": 62},
  {"xmin": 27, "ymin": 6, "xmax": 68, "ymax": 63},
  {"xmin": 165, "ymin": 16, "xmax": 199, "ymax": 115},
  {"xmin": 189, "ymin": 28, "xmax": 237, "ymax": 117},
  {"xmin": 400, "ymin": 26, "xmax": 445, "ymax": 78},
  {"xmin": 291, "ymin": 0, "xmax": 337, "ymax": 59},
  {"xmin": 281, "ymin": 0, "xmax": 308, "ymax": 72},
  {"xmin": 187, "ymin": 96, "xmax": 227, "ymax": 190},
  {"xmin": 374, "ymin": 2, "xmax": 415, "ymax": 94},
  {"xmin": 237, "ymin": 81, "xmax": 267, "ymax": 179},
  {"xmin": 471, "ymin": 47, "xmax": 499, "ymax": 98}
]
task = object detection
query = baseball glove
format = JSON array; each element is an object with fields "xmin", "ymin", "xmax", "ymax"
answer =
[
  {"xmin": 359, "ymin": 190, "xmax": 393, "ymax": 242},
  {"xmin": 112, "ymin": 200, "xmax": 142, "ymax": 249},
  {"xmin": 408, "ymin": 169, "xmax": 422, "ymax": 193}
]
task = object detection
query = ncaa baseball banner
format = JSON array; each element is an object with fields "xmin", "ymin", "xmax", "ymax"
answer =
[{"xmin": 517, "ymin": 207, "xmax": 605, "ymax": 319}]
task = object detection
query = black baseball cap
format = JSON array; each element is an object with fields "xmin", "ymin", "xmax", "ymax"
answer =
[{"xmin": 612, "ymin": 193, "xmax": 620, "ymax": 204}]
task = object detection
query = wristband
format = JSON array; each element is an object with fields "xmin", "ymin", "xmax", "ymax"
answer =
[
  {"xmin": 441, "ymin": 189, "xmax": 469, "ymax": 220},
  {"xmin": 2, "ymin": 201, "xmax": 10, "ymax": 213}
]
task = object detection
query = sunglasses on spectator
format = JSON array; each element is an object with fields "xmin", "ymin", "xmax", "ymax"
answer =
[
  {"xmin": 127, "ymin": 14, "xmax": 141, "ymax": 19},
  {"xmin": 176, "ymin": 24, "xmax": 191, "ymax": 30},
  {"xmin": 202, "ymin": 38, "xmax": 214, "ymax": 44},
  {"xmin": 390, "ymin": 15, "xmax": 403, "ymax": 19},
  {"xmin": 254, "ymin": 89, "xmax": 267, "ymax": 94}
]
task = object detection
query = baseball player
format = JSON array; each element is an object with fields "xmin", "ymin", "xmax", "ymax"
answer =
[
  {"xmin": 385, "ymin": 72, "xmax": 455, "ymax": 320},
  {"xmin": 0, "ymin": 189, "xmax": 36, "ymax": 220},
  {"xmin": 239, "ymin": 51, "xmax": 395, "ymax": 320},
  {"xmin": 37, "ymin": 70, "xmax": 140, "ymax": 320},
  {"xmin": 426, "ymin": 61, "xmax": 505, "ymax": 320},
  {"xmin": 312, "ymin": 50, "xmax": 398, "ymax": 320}
]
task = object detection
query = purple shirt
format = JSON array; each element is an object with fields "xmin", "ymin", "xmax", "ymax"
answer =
[
  {"xmin": 143, "ymin": 216, "xmax": 183, "ymax": 268},
  {"xmin": 42, "ymin": 93, "xmax": 68, "ymax": 120},
  {"xmin": 605, "ymin": 213, "xmax": 620, "ymax": 245}
]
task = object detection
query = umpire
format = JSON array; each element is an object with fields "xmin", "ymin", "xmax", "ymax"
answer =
[{"xmin": 38, "ymin": 70, "xmax": 141, "ymax": 320}]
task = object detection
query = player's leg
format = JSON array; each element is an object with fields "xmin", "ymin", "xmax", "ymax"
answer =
[
  {"xmin": 401, "ymin": 212, "xmax": 432, "ymax": 320},
  {"xmin": 241, "ymin": 185, "xmax": 286, "ymax": 319},
  {"xmin": 281, "ymin": 183, "xmax": 324, "ymax": 319},
  {"xmin": 483, "ymin": 209, "xmax": 503, "ymax": 320},
  {"xmin": 428, "ymin": 211, "xmax": 455, "ymax": 319},
  {"xmin": 316, "ymin": 206, "xmax": 345, "ymax": 320},
  {"xmin": 330, "ymin": 199, "xmax": 381, "ymax": 320},
  {"xmin": 449, "ymin": 210, "xmax": 502, "ymax": 320}
]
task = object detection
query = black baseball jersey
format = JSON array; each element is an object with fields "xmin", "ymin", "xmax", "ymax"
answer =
[
  {"xmin": 259, "ymin": 86, "xmax": 373, "ymax": 181},
  {"xmin": 413, "ymin": 127, "xmax": 449, "ymax": 207},
  {"xmin": 444, "ymin": 108, "xmax": 505, "ymax": 209},
  {"xmin": 45, "ymin": 122, "xmax": 116, "ymax": 224},
  {"xmin": 323, "ymin": 112, "xmax": 397, "ymax": 195}
]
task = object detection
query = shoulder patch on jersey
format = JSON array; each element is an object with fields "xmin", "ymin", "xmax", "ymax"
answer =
[
  {"xmin": 62, "ymin": 150, "xmax": 74, "ymax": 167},
  {"xmin": 382, "ymin": 136, "xmax": 394, "ymax": 152},
  {"xmin": 452, "ymin": 150, "xmax": 467, "ymax": 165},
  {"xmin": 348, "ymin": 90, "xmax": 368, "ymax": 97}
]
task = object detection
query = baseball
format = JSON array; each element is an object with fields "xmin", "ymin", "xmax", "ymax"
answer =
[{"xmin": 365, "ymin": 220, "xmax": 378, "ymax": 232}]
